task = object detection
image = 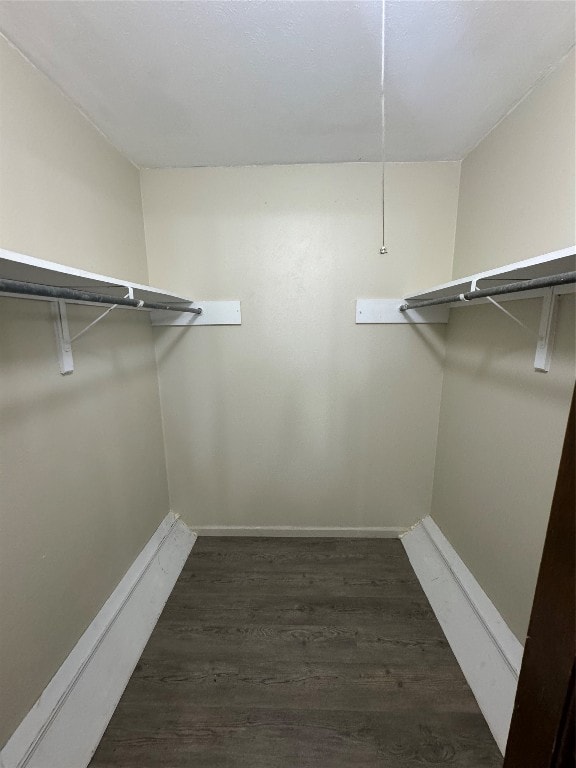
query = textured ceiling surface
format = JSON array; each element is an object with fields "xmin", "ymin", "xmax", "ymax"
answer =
[{"xmin": 0, "ymin": 0, "xmax": 573, "ymax": 167}]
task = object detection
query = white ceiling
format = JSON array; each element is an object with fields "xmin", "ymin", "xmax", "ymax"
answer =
[{"xmin": 0, "ymin": 1, "xmax": 573, "ymax": 167}]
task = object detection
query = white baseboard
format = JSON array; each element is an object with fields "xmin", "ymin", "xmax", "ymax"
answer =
[
  {"xmin": 401, "ymin": 516, "xmax": 523, "ymax": 755},
  {"xmin": 191, "ymin": 525, "xmax": 407, "ymax": 537},
  {"xmin": 1, "ymin": 512, "xmax": 195, "ymax": 768}
]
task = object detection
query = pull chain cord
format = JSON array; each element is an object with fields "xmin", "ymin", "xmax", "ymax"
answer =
[{"xmin": 380, "ymin": 0, "xmax": 387, "ymax": 255}]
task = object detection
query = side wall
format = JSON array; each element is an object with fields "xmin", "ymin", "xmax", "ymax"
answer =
[
  {"xmin": 141, "ymin": 161, "xmax": 460, "ymax": 531},
  {"xmin": 453, "ymin": 48, "xmax": 575, "ymax": 277},
  {"xmin": 432, "ymin": 50, "xmax": 575, "ymax": 642},
  {"xmin": 0, "ymin": 36, "xmax": 170, "ymax": 746}
]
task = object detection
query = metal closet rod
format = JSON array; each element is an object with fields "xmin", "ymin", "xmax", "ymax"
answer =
[
  {"xmin": 400, "ymin": 271, "xmax": 576, "ymax": 311},
  {"xmin": 0, "ymin": 278, "xmax": 202, "ymax": 314}
]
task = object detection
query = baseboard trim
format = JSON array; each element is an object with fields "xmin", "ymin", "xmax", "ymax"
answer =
[
  {"xmin": 1, "ymin": 512, "xmax": 195, "ymax": 768},
  {"xmin": 191, "ymin": 525, "xmax": 407, "ymax": 538},
  {"xmin": 401, "ymin": 516, "xmax": 523, "ymax": 755}
]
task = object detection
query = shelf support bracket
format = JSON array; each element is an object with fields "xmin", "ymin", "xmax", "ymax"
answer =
[
  {"xmin": 484, "ymin": 295, "xmax": 538, "ymax": 338},
  {"xmin": 50, "ymin": 291, "xmax": 131, "ymax": 374},
  {"xmin": 483, "ymin": 289, "xmax": 559, "ymax": 372},
  {"xmin": 69, "ymin": 292, "xmax": 129, "ymax": 343},
  {"xmin": 534, "ymin": 288, "xmax": 559, "ymax": 373},
  {"xmin": 51, "ymin": 300, "xmax": 74, "ymax": 375}
]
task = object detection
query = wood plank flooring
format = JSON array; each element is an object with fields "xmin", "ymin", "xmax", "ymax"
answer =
[{"xmin": 89, "ymin": 537, "xmax": 503, "ymax": 767}]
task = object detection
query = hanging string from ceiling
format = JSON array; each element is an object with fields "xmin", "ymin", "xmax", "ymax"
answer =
[{"xmin": 380, "ymin": 0, "xmax": 387, "ymax": 256}]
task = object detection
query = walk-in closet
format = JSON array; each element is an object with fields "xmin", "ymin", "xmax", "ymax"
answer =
[{"xmin": 0, "ymin": 2, "xmax": 574, "ymax": 767}]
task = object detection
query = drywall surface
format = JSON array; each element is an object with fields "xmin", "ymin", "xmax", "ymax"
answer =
[
  {"xmin": 0, "ymin": 37, "xmax": 169, "ymax": 746},
  {"xmin": 453, "ymin": 49, "xmax": 575, "ymax": 277},
  {"xmin": 432, "ymin": 300, "xmax": 575, "ymax": 642},
  {"xmin": 141, "ymin": 162, "xmax": 460, "ymax": 530},
  {"xmin": 432, "ymin": 50, "xmax": 575, "ymax": 642},
  {"xmin": 0, "ymin": 34, "xmax": 147, "ymax": 282}
]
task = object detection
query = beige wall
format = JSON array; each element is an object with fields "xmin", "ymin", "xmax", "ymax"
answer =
[
  {"xmin": 0, "ymin": 37, "xmax": 169, "ymax": 746},
  {"xmin": 0, "ymin": 36, "xmax": 148, "ymax": 282},
  {"xmin": 432, "ymin": 50, "xmax": 575, "ymax": 641},
  {"xmin": 141, "ymin": 162, "xmax": 460, "ymax": 530},
  {"xmin": 453, "ymin": 49, "xmax": 575, "ymax": 277}
]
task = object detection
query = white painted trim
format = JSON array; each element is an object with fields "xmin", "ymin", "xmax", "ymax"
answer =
[
  {"xmin": 191, "ymin": 525, "xmax": 407, "ymax": 537},
  {"xmin": 355, "ymin": 299, "xmax": 449, "ymax": 324},
  {"xmin": 401, "ymin": 516, "xmax": 523, "ymax": 755},
  {"xmin": 150, "ymin": 300, "xmax": 241, "ymax": 326},
  {"xmin": 0, "ymin": 512, "xmax": 195, "ymax": 768}
]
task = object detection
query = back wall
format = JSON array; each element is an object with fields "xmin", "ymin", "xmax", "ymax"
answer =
[{"xmin": 141, "ymin": 162, "xmax": 460, "ymax": 531}]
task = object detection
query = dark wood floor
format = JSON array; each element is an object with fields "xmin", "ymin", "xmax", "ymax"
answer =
[{"xmin": 90, "ymin": 537, "xmax": 503, "ymax": 767}]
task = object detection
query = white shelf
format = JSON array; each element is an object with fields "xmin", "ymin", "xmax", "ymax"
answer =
[
  {"xmin": 0, "ymin": 248, "xmax": 242, "ymax": 375},
  {"xmin": 404, "ymin": 246, "xmax": 576, "ymax": 303},
  {"xmin": 0, "ymin": 248, "xmax": 194, "ymax": 306},
  {"xmin": 356, "ymin": 246, "xmax": 575, "ymax": 371}
]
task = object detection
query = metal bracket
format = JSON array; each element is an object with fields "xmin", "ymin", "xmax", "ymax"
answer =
[
  {"xmin": 534, "ymin": 288, "xmax": 559, "ymax": 373},
  {"xmin": 483, "ymin": 287, "xmax": 560, "ymax": 372},
  {"xmin": 51, "ymin": 300, "xmax": 74, "ymax": 375},
  {"xmin": 50, "ymin": 290, "xmax": 129, "ymax": 375}
]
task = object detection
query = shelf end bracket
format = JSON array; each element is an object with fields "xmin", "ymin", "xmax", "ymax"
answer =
[
  {"xmin": 534, "ymin": 288, "xmax": 559, "ymax": 373},
  {"xmin": 51, "ymin": 300, "xmax": 74, "ymax": 375}
]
